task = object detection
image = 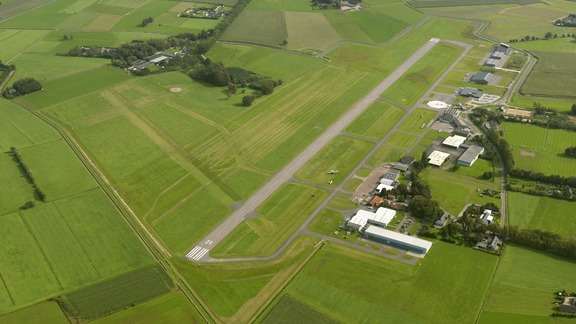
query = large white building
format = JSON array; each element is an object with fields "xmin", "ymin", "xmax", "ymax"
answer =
[
  {"xmin": 428, "ymin": 150, "xmax": 450, "ymax": 167},
  {"xmin": 442, "ymin": 135, "xmax": 467, "ymax": 149},
  {"xmin": 346, "ymin": 208, "xmax": 397, "ymax": 231},
  {"xmin": 364, "ymin": 225, "xmax": 433, "ymax": 254}
]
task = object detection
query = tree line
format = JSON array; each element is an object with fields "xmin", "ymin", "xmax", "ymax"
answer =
[{"xmin": 10, "ymin": 147, "xmax": 46, "ymax": 206}]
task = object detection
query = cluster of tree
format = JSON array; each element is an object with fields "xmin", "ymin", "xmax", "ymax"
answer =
[
  {"xmin": 10, "ymin": 147, "xmax": 46, "ymax": 203},
  {"xmin": 141, "ymin": 17, "xmax": 154, "ymax": 27},
  {"xmin": 554, "ymin": 14, "xmax": 576, "ymax": 27},
  {"xmin": 501, "ymin": 226, "xmax": 576, "ymax": 260},
  {"xmin": 508, "ymin": 33, "xmax": 576, "ymax": 43},
  {"xmin": 552, "ymin": 312, "xmax": 576, "ymax": 318},
  {"xmin": 485, "ymin": 128, "xmax": 514, "ymax": 171},
  {"xmin": 2, "ymin": 78, "xmax": 42, "ymax": 98},
  {"xmin": 311, "ymin": 0, "xmax": 342, "ymax": 9},
  {"xmin": 565, "ymin": 146, "xmax": 576, "ymax": 158},
  {"xmin": 503, "ymin": 103, "xmax": 576, "ymax": 132},
  {"xmin": 407, "ymin": 168, "xmax": 443, "ymax": 223},
  {"xmin": 0, "ymin": 59, "xmax": 15, "ymax": 72},
  {"xmin": 509, "ymin": 168, "xmax": 576, "ymax": 189}
]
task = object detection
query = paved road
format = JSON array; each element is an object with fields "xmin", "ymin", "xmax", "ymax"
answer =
[{"xmin": 185, "ymin": 38, "xmax": 443, "ymax": 262}]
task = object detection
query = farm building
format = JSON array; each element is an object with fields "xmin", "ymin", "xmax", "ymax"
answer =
[
  {"xmin": 459, "ymin": 87, "xmax": 483, "ymax": 98},
  {"xmin": 364, "ymin": 225, "xmax": 433, "ymax": 254},
  {"xmin": 470, "ymin": 72, "xmax": 494, "ymax": 85},
  {"xmin": 457, "ymin": 145, "xmax": 484, "ymax": 166},
  {"xmin": 145, "ymin": 52, "xmax": 175, "ymax": 64},
  {"xmin": 560, "ymin": 297, "xmax": 576, "ymax": 313},
  {"xmin": 484, "ymin": 59, "xmax": 498, "ymax": 67},
  {"xmin": 442, "ymin": 135, "xmax": 467, "ymax": 149},
  {"xmin": 428, "ymin": 150, "xmax": 450, "ymax": 167}
]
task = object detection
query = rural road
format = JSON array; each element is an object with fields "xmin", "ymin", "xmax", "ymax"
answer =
[{"xmin": 185, "ymin": 38, "xmax": 443, "ymax": 262}]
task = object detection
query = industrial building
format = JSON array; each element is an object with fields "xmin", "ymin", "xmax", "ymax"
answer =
[
  {"xmin": 470, "ymin": 72, "xmax": 494, "ymax": 85},
  {"xmin": 364, "ymin": 225, "xmax": 433, "ymax": 254},
  {"xmin": 346, "ymin": 208, "xmax": 397, "ymax": 231},
  {"xmin": 457, "ymin": 145, "xmax": 484, "ymax": 166},
  {"xmin": 459, "ymin": 87, "xmax": 483, "ymax": 98},
  {"xmin": 442, "ymin": 135, "xmax": 467, "ymax": 149},
  {"xmin": 428, "ymin": 150, "xmax": 450, "ymax": 167}
]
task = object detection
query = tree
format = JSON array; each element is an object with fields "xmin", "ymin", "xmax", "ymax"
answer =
[
  {"xmin": 227, "ymin": 83, "xmax": 237, "ymax": 94},
  {"xmin": 242, "ymin": 95, "xmax": 255, "ymax": 107},
  {"xmin": 545, "ymin": 32, "xmax": 553, "ymax": 40},
  {"xmin": 408, "ymin": 195, "xmax": 442, "ymax": 222},
  {"xmin": 565, "ymin": 147, "xmax": 576, "ymax": 158},
  {"xmin": 483, "ymin": 171, "xmax": 493, "ymax": 179},
  {"xmin": 141, "ymin": 17, "xmax": 154, "ymax": 27},
  {"xmin": 570, "ymin": 103, "xmax": 576, "ymax": 116},
  {"xmin": 62, "ymin": 34, "xmax": 69, "ymax": 41}
]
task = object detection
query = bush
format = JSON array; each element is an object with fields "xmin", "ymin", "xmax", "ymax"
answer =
[{"xmin": 242, "ymin": 95, "xmax": 255, "ymax": 107}]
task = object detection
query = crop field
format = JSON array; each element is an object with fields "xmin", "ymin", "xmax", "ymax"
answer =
[
  {"xmin": 220, "ymin": 10, "xmax": 287, "ymax": 47},
  {"xmin": 94, "ymin": 292, "xmax": 203, "ymax": 323},
  {"xmin": 0, "ymin": 0, "xmax": 49, "ymax": 19},
  {"xmin": 246, "ymin": 0, "xmax": 313, "ymax": 11},
  {"xmin": 281, "ymin": 241, "xmax": 497, "ymax": 323},
  {"xmin": 409, "ymin": 0, "xmax": 539, "ymax": 8},
  {"xmin": 397, "ymin": 108, "xmax": 438, "ymax": 134},
  {"xmin": 346, "ymin": 6, "xmax": 414, "ymax": 43},
  {"xmin": 507, "ymin": 192, "xmax": 576, "ymax": 239},
  {"xmin": 479, "ymin": 244, "xmax": 576, "ymax": 320},
  {"xmin": 345, "ymin": 101, "xmax": 406, "ymax": 140},
  {"xmin": 384, "ymin": 132, "xmax": 419, "ymax": 149},
  {"xmin": 211, "ymin": 183, "xmax": 328, "ymax": 258},
  {"xmin": 58, "ymin": 264, "xmax": 174, "ymax": 321},
  {"xmin": 0, "ymin": 302, "xmax": 68, "ymax": 324},
  {"xmin": 263, "ymin": 295, "xmax": 336, "ymax": 324},
  {"xmin": 285, "ymin": 12, "xmax": 340, "ymax": 50},
  {"xmin": 502, "ymin": 122, "xmax": 576, "ymax": 176},
  {"xmin": 421, "ymin": 167, "xmax": 500, "ymax": 215},
  {"xmin": 381, "ymin": 43, "xmax": 463, "ymax": 106},
  {"xmin": 521, "ymin": 51, "xmax": 576, "ymax": 98},
  {"xmin": 295, "ymin": 136, "xmax": 374, "ymax": 186}
]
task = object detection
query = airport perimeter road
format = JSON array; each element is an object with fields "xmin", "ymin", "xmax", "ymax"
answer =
[{"xmin": 185, "ymin": 38, "xmax": 442, "ymax": 262}]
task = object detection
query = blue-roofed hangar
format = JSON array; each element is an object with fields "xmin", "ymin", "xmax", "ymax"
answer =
[{"xmin": 364, "ymin": 226, "xmax": 433, "ymax": 254}]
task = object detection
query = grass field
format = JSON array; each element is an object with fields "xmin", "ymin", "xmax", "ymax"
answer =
[
  {"xmin": 263, "ymin": 295, "xmax": 336, "ymax": 323},
  {"xmin": 220, "ymin": 10, "xmax": 287, "ymax": 47},
  {"xmin": 502, "ymin": 122, "xmax": 576, "ymax": 176},
  {"xmin": 281, "ymin": 241, "xmax": 498, "ymax": 323},
  {"xmin": 285, "ymin": 12, "xmax": 340, "ymax": 50},
  {"xmin": 366, "ymin": 146, "xmax": 406, "ymax": 166},
  {"xmin": 480, "ymin": 244, "xmax": 576, "ymax": 320},
  {"xmin": 93, "ymin": 292, "xmax": 203, "ymax": 323},
  {"xmin": 521, "ymin": 51, "xmax": 576, "ymax": 98},
  {"xmin": 421, "ymin": 165, "xmax": 500, "ymax": 215},
  {"xmin": 211, "ymin": 183, "xmax": 329, "ymax": 258},
  {"xmin": 384, "ymin": 132, "xmax": 419, "ymax": 149},
  {"xmin": 295, "ymin": 136, "xmax": 374, "ymax": 186},
  {"xmin": 397, "ymin": 108, "xmax": 438, "ymax": 135},
  {"xmin": 58, "ymin": 264, "xmax": 174, "ymax": 321},
  {"xmin": 0, "ymin": 302, "xmax": 68, "ymax": 324},
  {"xmin": 507, "ymin": 192, "xmax": 576, "ymax": 239},
  {"xmin": 381, "ymin": 42, "xmax": 464, "ymax": 107},
  {"xmin": 327, "ymin": 194, "xmax": 358, "ymax": 210},
  {"xmin": 342, "ymin": 178, "xmax": 363, "ymax": 192},
  {"xmin": 345, "ymin": 101, "xmax": 405, "ymax": 140}
]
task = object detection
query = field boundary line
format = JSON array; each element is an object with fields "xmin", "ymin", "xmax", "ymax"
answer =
[
  {"xmin": 0, "ymin": 70, "xmax": 15, "ymax": 92},
  {"xmin": 0, "ymin": 271, "xmax": 14, "ymax": 306},
  {"xmin": 474, "ymin": 247, "xmax": 505, "ymax": 324}
]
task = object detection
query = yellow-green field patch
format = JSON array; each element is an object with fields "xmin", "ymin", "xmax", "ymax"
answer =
[{"xmin": 285, "ymin": 12, "xmax": 340, "ymax": 50}]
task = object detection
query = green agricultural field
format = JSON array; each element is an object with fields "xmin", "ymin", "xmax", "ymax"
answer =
[
  {"xmin": 480, "ymin": 244, "xmax": 576, "ymax": 320},
  {"xmin": 281, "ymin": 241, "xmax": 498, "ymax": 323},
  {"xmin": 381, "ymin": 42, "xmax": 464, "ymax": 107},
  {"xmin": 384, "ymin": 132, "xmax": 419, "ymax": 149},
  {"xmin": 421, "ymin": 167, "xmax": 500, "ymax": 215},
  {"xmin": 507, "ymin": 192, "xmax": 576, "ymax": 239},
  {"xmin": 295, "ymin": 136, "xmax": 374, "ymax": 186},
  {"xmin": 502, "ymin": 122, "xmax": 576, "ymax": 176},
  {"xmin": 220, "ymin": 10, "xmax": 287, "ymax": 47},
  {"xmin": 0, "ymin": 0, "xmax": 49, "ymax": 19},
  {"xmin": 521, "ymin": 51, "xmax": 576, "ymax": 98},
  {"xmin": 58, "ymin": 264, "xmax": 174, "ymax": 321},
  {"xmin": 246, "ymin": 0, "xmax": 312, "ymax": 11},
  {"xmin": 367, "ymin": 146, "xmax": 406, "ymax": 166},
  {"xmin": 211, "ymin": 183, "xmax": 329, "ymax": 258},
  {"xmin": 346, "ymin": 6, "xmax": 416, "ymax": 43},
  {"xmin": 410, "ymin": 0, "xmax": 539, "ymax": 8},
  {"xmin": 94, "ymin": 292, "xmax": 204, "ymax": 323},
  {"xmin": 263, "ymin": 295, "xmax": 336, "ymax": 324},
  {"xmin": 397, "ymin": 108, "xmax": 438, "ymax": 135},
  {"xmin": 285, "ymin": 12, "xmax": 340, "ymax": 50},
  {"xmin": 0, "ymin": 302, "xmax": 68, "ymax": 324},
  {"xmin": 509, "ymin": 93, "xmax": 575, "ymax": 113},
  {"xmin": 0, "ymin": 30, "xmax": 50, "ymax": 61},
  {"xmin": 345, "ymin": 101, "xmax": 406, "ymax": 140}
]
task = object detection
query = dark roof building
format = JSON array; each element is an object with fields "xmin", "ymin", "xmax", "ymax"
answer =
[
  {"xmin": 393, "ymin": 163, "xmax": 409, "ymax": 172},
  {"xmin": 494, "ymin": 43, "xmax": 510, "ymax": 55},
  {"xmin": 459, "ymin": 87, "xmax": 483, "ymax": 98},
  {"xmin": 458, "ymin": 145, "xmax": 484, "ymax": 167},
  {"xmin": 490, "ymin": 51, "xmax": 504, "ymax": 60},
  {"xmin": 484, "ymin": 59, "xmax": 498, "ymax": 67},
  {"xmin": 470, "ymin": 72, "xmax": 494, "ymax": 85},
  {"xmin": 560, "ymin": 297, "xmax": 576, "ymax": 313},
  {"xmin": 439, "ymin": 107, "xmax": 461, "ymax": 123},
  {"xmin": 435, "ymin": 212, "xmax": 451, "ymax": 228},
  {"xmin": 453, "ymin": 128, "xmax": 471, "ymax": 137},
  {"xmin": 400, "ymin": 156, "xmax": 415, "ymax": 164}
]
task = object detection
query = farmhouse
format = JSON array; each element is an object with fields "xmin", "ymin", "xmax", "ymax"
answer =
[
  {"xmin": 428, "ymin": 150, "xmax": 450, "ymax": 167},
  {"xmin": 442, "ymin": 135, "xmax": 467, "ymax": 149},
  {"xmin": 364, "ymin": 225, "xmax": 433, "ymax": 254},
  {"xmin": 459, "ymin": 87, "xmax": 483, "ymax": 98},
  {"xmin": 476, "ymin": 235, "xmax": 502, "ymax": 250},
  {"xmin": 458, "ymin": 145, "xmax": 484, "ymax": 167},
  {"xmin": 560, "ymin": 297, "xmax": 576, "ymax": 313},
  {"xmin": 470, "ymin": 72, "xmax": 494, "ymax": 85}
]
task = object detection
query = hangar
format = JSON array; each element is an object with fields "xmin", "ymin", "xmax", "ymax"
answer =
[{"xmin": 364, "ymin": 225, "xmax": 433, "ymax": 254}]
